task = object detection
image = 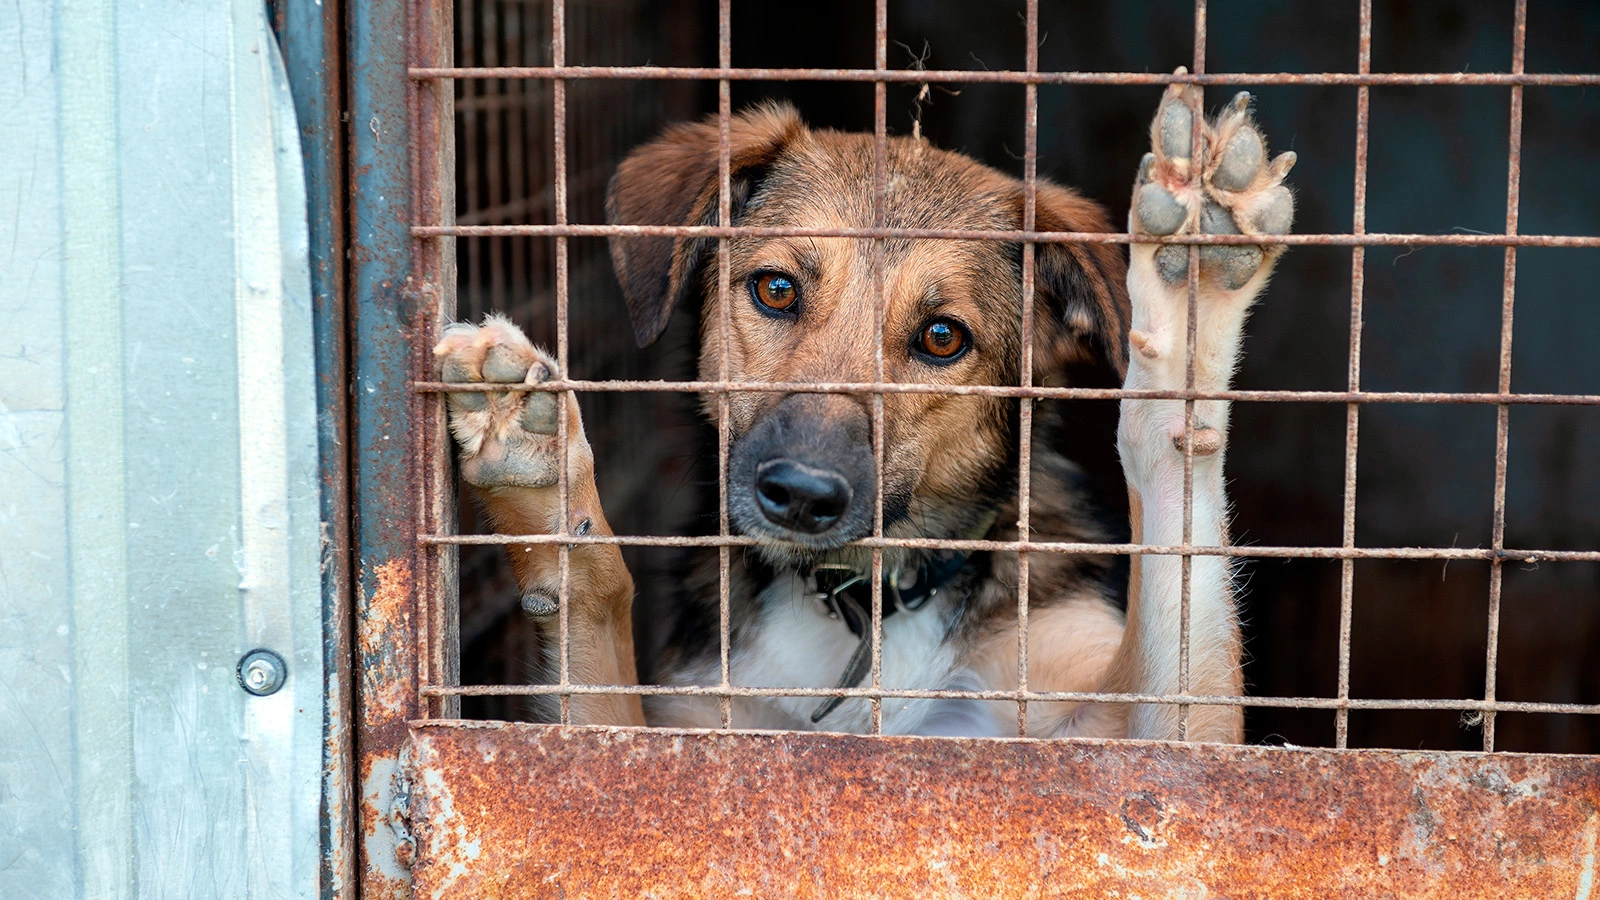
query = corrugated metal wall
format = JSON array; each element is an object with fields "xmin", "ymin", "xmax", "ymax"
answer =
[{"xmin": 0, "ymin": 0, "xmax": 326, "ymax": 896}]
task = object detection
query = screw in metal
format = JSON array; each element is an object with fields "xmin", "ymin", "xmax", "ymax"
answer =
[{"xmin": 237, "ymin": 648, "xmax": 288, "ymax": 697}]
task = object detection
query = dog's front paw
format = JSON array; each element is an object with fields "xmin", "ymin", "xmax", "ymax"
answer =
[
  {"xmin": 1132, "ymin": 72, "xmax": 1296, "ymax": 292},
  {"xmin": 1120, "ymin": 76, "xmax": 1298, "ymax": 463},
  {"xmin": 434, "ymin": 314, "xmax": 589, "ymax": 490}
]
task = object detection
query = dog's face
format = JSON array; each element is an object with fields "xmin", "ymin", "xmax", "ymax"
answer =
[{"xmin": 607, "ymin": 105, "xmax": 1128, "ymax": 559}]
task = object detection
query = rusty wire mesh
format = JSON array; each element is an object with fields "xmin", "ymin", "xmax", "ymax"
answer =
[
  {"xmin": 411, "ymin": 0, "xmax": 1600, "ymax": 751},
  {"xmin": 446, "ymin": 0, "xmax": 708, "ymax": 705}
]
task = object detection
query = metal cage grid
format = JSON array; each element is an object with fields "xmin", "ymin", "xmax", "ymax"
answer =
[{"xmin": 405, "ymin": 0, "xmax": 1600, "ymax": 752}]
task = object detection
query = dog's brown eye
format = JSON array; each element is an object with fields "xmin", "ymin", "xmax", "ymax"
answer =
[
  {"xmin": 751, "ymin": 272, "xmax": 798, "ymax": 312},
  {"xmin": 916, "ymin": 318, "xmax": 969, "ymax": 361}
]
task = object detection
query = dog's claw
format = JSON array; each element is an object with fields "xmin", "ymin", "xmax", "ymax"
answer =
[
  {"xmin": 519, "ymin": 360, "xmax": 561, "ymax": 435},
  {"xmin": 1136, "ymin": 151, "xmax": 1157, "ymax": 186}
]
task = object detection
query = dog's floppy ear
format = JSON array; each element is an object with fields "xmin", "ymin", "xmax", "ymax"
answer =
[
  {"xmin": 1027, "ymin": 181, "xmax": 1132, "ymax": 385},
  {"xmin": 606, "ymin": 103, "xmax": 806, "ymax": 348}
]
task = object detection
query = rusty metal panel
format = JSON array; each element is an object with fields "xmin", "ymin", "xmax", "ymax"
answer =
[
  {"xmin": 350, "ymin": 0, "xmax": 457, "ymax": 894},
  {"xmin": 408, "ymin": 722, "xmax": 1600, "ymax": 898},
  {"xmin": 349, "ymin": 0, "xmax": 427, "ymax": 885}
]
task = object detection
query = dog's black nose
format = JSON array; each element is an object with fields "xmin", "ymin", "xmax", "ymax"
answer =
[{"xmin": 754, "ymin": 459, "xmax": 853, "ymax": 534}]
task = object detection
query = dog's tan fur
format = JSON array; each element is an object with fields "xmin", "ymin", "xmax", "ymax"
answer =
[
  {"xmin": 607, "ymin": 106, "xmax": 1127, "ymax": 527},
  {"xmin": 438, "ymin": 86, "xmax": 1294, "ymax": 741}
]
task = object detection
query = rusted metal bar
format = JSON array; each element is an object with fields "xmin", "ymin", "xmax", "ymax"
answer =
[
  {"xmin": 412, "ymin": 222, "xmax": 1600, "ymax": 247},
  {"xmin": 411, "ymin": 379, "xmax": 1600, "ymax": 406},
  {"xmin": 552, "ymin": 0, "xmax": 573, "ymax": 726},
  {"xmin": 417, "ymin": 531, "xmax": 1600, "ymax": 563},
  {"xmin": 411, "ymin": 0, "xmax": 458, "ymax": 726},
  {"xmin": 1176, "ymin": 0, "xmax": 1207, "ymax": 740},
  {"xmin": 457, "ymin": 2, "xmax": 482, "ymax": 311},
  {"xmin": 1484, "ymin": 0, "xmax": 1529, "ymax": 754},
  {"xmin": 350, "ymin": 0, "xmax": 440, "ymax": 890},
  {"xmin": 410, "ymin": 686, "xmax": 1600, "ymax": 718},
  {"xmin": 716, "ymin": 0, "xmax": 733, "ymax": 730},
  {"xmin": 869, "ymin": 0, "xmax": 888, "ymax": 735},
  {"xmin": 1336, "ymin": 0, "xmax": 1374, "ymax": 752},
  {"xmin": 409, "ymin": 65, "xmax": 1600, "ymax": 87},
  {"xmin": 499, "ymin": 5, "xmax": 526, "ymax": 319},
  {"xmin": 1014, "ymin": 0, "xmax": 1039, "ymax": 739},
  {"xmin": 479, "ymin": 2, "xmax": 505, "ymax": 312},
  {"xmin": 407, "ymin": 723, "xmax": 1600, "ymax": 898}
]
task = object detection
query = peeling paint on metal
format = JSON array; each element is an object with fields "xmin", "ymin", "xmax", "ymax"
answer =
[
  {"xmin": 361, "ymin": 754, "xmax": 415, "ymax": 886},
  {"xmin": 356, "ymin": 554, "xmax": 421, "ymax": 898},
  {"xmin": 361, "ymin": 557, "xmax": 416, "ymax": 715}
]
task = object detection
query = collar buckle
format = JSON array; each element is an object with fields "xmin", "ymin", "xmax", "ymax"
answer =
[{"xmin": 806, "ymin": 564, "xmax": 864, "ymax": 620}]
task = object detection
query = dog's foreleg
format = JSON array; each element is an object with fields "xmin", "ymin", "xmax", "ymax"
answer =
[
  {"xmin": 1105, "ymin": 81, "xmax": 1296, "ymax": 742},
  {"xmin": 436, "ymin": 315, "xmax": 644, "ymax": 727}
]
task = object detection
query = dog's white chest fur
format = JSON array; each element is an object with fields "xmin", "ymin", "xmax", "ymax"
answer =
[{"xmin": 719, "ymin": 572, "xmax": 1006, "ymax": 736}]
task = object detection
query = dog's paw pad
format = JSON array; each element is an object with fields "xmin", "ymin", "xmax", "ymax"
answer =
[
  {"xmin": 1194, "ymin": 200, "xmax": 1264, "ymax": 290},
  {"xmin": 1154, "ymin": 245, "xmax": 1189, "ymax": 282},
  {"xmin": 1212, "ymin": 120, "xmax": 1264, "ymax": 192},
  {"xmin": 1133, "ymin": 83, "xmax": 1295, "ymax": 292},
  {"xmin": 1152, "ymin": 73, "xmax": 1206, "ymax": 162},
  {"xmin": 482, "ymin": 342, "xmax": 533, "ymax": 384},
  {"xmin": 1253, "ymin": 183, "xmax": 1294, "ymax": 235},
  {"xmin": 435, "ymin": 315, "xmax": 581, "ymax": 490},
  {"xmin": 1158, "ymin": 93, "xmax": 1199, "ymax": 159},
  {"xmin": 1171, "ymin": 424, "xmax": 1223, "ymax": 457},
  {"xmin": 1135, "ymin": 183, "xmax": 1186, "ymax": 236},
  {"xmin": 521, "ymin": 589, "xmax": 559, "ymax": 618}
]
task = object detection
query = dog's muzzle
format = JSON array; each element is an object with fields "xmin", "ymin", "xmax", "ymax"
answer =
[{"xmin": 728, "ymin": 394, "xmax": 876, "ymax": 548}]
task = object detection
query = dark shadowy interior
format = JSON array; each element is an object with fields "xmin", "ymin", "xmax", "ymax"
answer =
[{"xmin": 452, "ymin": 0, "xmax": 1600, "ymax": 752}]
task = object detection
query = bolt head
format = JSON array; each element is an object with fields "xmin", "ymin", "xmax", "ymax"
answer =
[{"xmin": 237, "ymin": 649, "xmax": 287, "ymax": 696}]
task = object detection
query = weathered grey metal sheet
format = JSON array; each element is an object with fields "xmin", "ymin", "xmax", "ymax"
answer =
[
  {"xmin": 408, "ymin": 722, "xmax": 1600, "ymax": 899},
  {"xmin": 0, "ymin": 0, "xmax": 325, "ymax": 896},
  {"xmin": 0, "ymin": 3, "xmax": 74, "ymax": 894}
]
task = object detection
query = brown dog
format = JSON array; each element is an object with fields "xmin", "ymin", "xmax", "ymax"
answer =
[{"xmin": 436, "ymin": 81, "xmax": 1295, "ymax": 740}]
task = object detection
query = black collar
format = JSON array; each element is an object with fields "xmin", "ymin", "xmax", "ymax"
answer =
[
  {"xmin": 808, "ymin": 550, "xmax": 973, "ymax": 638},
  {"xmin": 804, "ymin": 548, "xmax": 980, "ymax": 724}
]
